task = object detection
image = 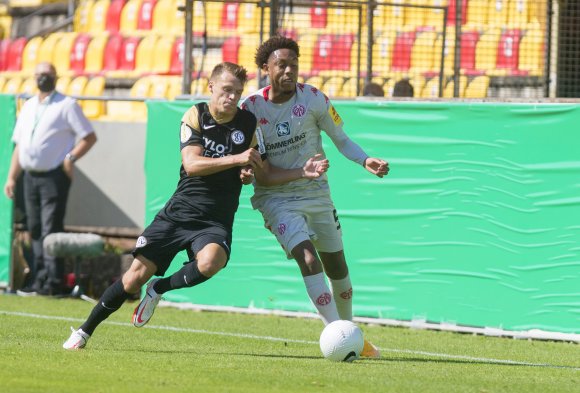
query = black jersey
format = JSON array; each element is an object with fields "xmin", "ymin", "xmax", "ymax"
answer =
[{"xmin": 162, "ymin": 102, "xmax": 258, "ymax": 229}]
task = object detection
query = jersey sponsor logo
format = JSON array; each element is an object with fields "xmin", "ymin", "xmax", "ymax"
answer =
[
  {"xmin": 311, "ymin": 87, "xmax": 319, "ymax": 95},
  {"xmin": 180, "ymin": 123, "xmax": 192, "ymax": 143},
  {"xmin": 255, "ymin": 127, "xmax": 266, "ymax": 154},
  {"xmin": 249, "ymin": 95, "xmax": 258, "ymax": 104},
  {"xmin": 316, "ymin": 292, "xmax": 332, "ymax": 306},
  {"xmin": 240, "ymin": 103, "xmax": 248, "ymax": 110},
  {"xmin": 231, "ymin": 130, "xmax": 245, "ymax": 145},
  {"xmin": 297, "ymin": 83, "xmax": 305, "ymax": 92},
  {"xmin": 292, "ymin": 104, "xmax": 306, "ymax": 117},
  {"xmin": 265, "ymin": 132, "xmax": 306, "ymax": 151},
  {"xmin": 328, "ymin": 104, "xmax": 342, "ymax": 125},
  {"xmin": 259, "ymin": 117, "xmax": 269, "ymax": 125},
  {"xmin": 136, "ymin": 236, "xmax": 147, "ymax": 248},
  {"xmin": 275, "ymin": 121, "xmax": 291, "ymax": 137},
  {"xmin": 277, "ymin": 223, "xmax": 286, "ymax": 235},
  {"xmin": 203, "ymin": 137, "xmax": 228, "ymax": 157}
]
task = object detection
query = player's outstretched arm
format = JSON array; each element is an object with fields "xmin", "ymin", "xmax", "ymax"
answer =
[
  {"xmin": 182, "ymin": 145, "xmax": 262, "ymax": 177},
  {"xmin": 363, "ymin": 157, "xmax": 389, "ymax": 178},
  {"xmin": 254, "ymin": 154, "xmax": 330, "ymax": 186}
]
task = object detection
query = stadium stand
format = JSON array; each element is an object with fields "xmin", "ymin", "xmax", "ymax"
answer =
[
  {"xmin": 495, "ymin": 28, "xmax": 523, "ymax": 75},
  {"xmin": 69, "ymin": 33, "xmax": 92, "ymax": 76},
  {"xmin": 81, "ymin": 76, "xmax": 107, "ymax": 118},
  {"xmin": 391, "ymin": 31, "xmax": 416, "ymax": 72},
  {"xmin": 4, "ymin": 37, "xmax": 26, "ymax": 73},
  {"xmin": 120, "ymin": 0, "xmax": 142, "ymax": 33},
  {"xmin": 137, "ymin": 0, "xmax": 156, "ymax": 31},
  {"xmin": 53, "ymin": 32, "xmax": 78, "ymax": 76},
  {"xmin": 151, "ymin": 35, "xmax": 175, "ymax": 74},
  {"xmin": 88, "ymin": 0, "xmax": 110, "ymax": 33},
  {"xmin": 18, "ymin": 36, "xmax": 43, "ymax": 76},
  {"xmin": 105, "ymin": 0, "xmax": 124, "ymax": 32},
  {"xmin": 19, "ymin": 76, "xmax": 38, "ymax": 96},
  {"xmin": 73, "ymin": 0, "xmax": 94, "ymax": 33},
  {"xmin": 55, "ymin": 75, "xmax": 72, "ymax": 93},
  {"xmin": 84, "ymin": 34, "xmax": 110, "ymax": 75},
  {"xmin": 3, "ymin": 75, "xmax": 22, "ymax": 94}
]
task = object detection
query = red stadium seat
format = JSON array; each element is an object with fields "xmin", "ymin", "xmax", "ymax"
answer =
[
  {"xmin": 117, "ymin": 36, "xmax": 141, "ymax": 71},
  {"xmin": 168, "ymin": 37, "xmax": 185, "ymax": 75},
  {"xmin": 105, "ymin": 0, "xmax": 125, "ymax": 32},
  {"xmin": 391, "ymin": 31, "xmax": 416, "ymax": 72},
  {"xmin": 446, "ymin": 0, "xmax": 468, "ymax": 25},
  {"xmin": 137, "ymin": 0, "xmax": 157, "ymax": 30},
  {"xmin": 496, "ymin": 28, "xmax": 523, "ymax": 74},
  {"xmin": 69, "ymin": 34, "xmax": 92, "ymax": 75},
  {"xmin": 5, "ymin": 37, "xmax": 27, "ymax": 72},
  {"xmin": 221, "ymin": 2, "xmax": 239, "ymax": 31},
  {"xmin": 460, "ymin": 30, "xmax": 480, "ymax": 73},
  {"xmin": 0, "ymin": 39, "xmax": 11, "ymax": 71},
  {"xmin": 102, "ymin": 33, "xmax": 124, "ymax": 72},
  {"xmin": 312, "ymin": 34, "xmax": 333, "ymax": 71},
  {"xmin": 310, "ymin": 2, "xmax": 327, "ymax": 28},
  {"xmin": 221, "ymin": 36, "xmax": 240, "ymax": 64}
]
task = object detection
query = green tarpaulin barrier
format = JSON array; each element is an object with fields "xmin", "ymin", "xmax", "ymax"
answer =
[
  {"xmin": 0, "ymin": 94, "xmax": 16, "ymax": 286},
  {"xmin": 146, "ymin": 100, "xmax": 580, "ymax": 334}
]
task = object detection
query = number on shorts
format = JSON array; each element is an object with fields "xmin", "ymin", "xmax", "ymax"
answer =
[{"xmin": 333, "ymin": 209, "xmax": 341, "ymax": 230}]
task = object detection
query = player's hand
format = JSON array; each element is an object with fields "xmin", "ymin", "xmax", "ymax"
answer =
[
  {"xmin": 3, "ymin": 178, "xmax": 16, "ymax": 199},
  {"xmin": 236, "ymin": 148, "xmax": 263, "ymax": 169},
  {"xmin": 302, "ymin": 154, "xmax": 329, "ymax": 179},
  {"xmin": 240, "ymin": 166, "xmax": 254, "ymax": 185},
  {"xmin": 364, "ymin": 157, "xmax": 389, "ymax": 178}
]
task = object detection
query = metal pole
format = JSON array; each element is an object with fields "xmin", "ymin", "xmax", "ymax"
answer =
[
  {"xmin": 453, "ymin": 0, "xmax": 462, "ymax": 98},
  {"xmin": 68, "ymin": 0, "xmax": 75, "ymax": 32},
  {"xmin": 438, "ymin": 7, "xmax": 447, "ymax": 98},
  {"xmin": 366, "ymin": 0, "xmax": 374, "ymax": 88},
  {"xmin": 544, "ymin": 0, "xmax": 553, "ymax": 98},
  {"xmin": 182, "ymin": 0, "xmax": 193, "ymax": 95},
  {"xmin": 270, "ymin": 0, "xmax": 279, "ymax": 37}
]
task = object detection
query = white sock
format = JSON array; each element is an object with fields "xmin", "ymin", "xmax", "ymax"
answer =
[
  {"xmin": 329, "ymin": 274, "xmax": 353, "ymax": 321},
  {"xmin": 303, "ymin": 273, "xmax": 339, "ymax": 325}
]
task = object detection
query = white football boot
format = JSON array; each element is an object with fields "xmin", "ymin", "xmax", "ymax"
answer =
[
  {"xmin": 132, "ymin": 278, "xmax": 161, "ymax": 327},
  {"xmin": 63, "ymin": 327, "xmax": 90, "ymax": 350}
]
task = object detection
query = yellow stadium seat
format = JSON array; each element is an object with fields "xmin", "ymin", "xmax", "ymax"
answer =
[
  {"xmin": 120, "ymin": 0, "xmax": 142, "ymax": 33},
  {"xmin": 322, "ymin": 76, "xmax": 345, "ymax": 98},
  {"xmin": 508, "ymin": 0, "xmax": 530, "ymax": 28},
  {"xmin": 18, "ymin": 36, "xmax": 43, "ymax": 76},
  {"xmin": 191, "ymin": 76, "xmax": 209, "ymax": 96},
  {"xmin": 166, "ymin": 76, "xmax": 183, "ymax": 99},
  {"xmin": 372, "ymin": 31, "xmax": 395, "ymax": 77},
  {"xmin": 443, "ymin": 75, "xmax": 467, "ymax": 97},
  {"xmin": 53, "ymin": 32, "xmax": 78, "ymax": 77},
  {"xmin": 82, "ymin": 76, "xmax": 106, "ymax": 119},
  {"xmin": 238, "ymin": 2, "xmax": 268, "ymax": 33},
  {"xmin": 132, "ymin": 34, "xmax": 158, "ymax": 76},
  {"xmin": 153, "ymin": 0, "xmax": 176, "ymax": 33},
  {"xmin": 149, "ymin": 76, "xmax": 169, "ymax": 99},
  {"xmin": 341, "ymin": 77, "xmax": 362, "ymax": 97},
  {"xmin": 151, "ymin": 36, "xmax": 174, "ymax": 74},
  {"xmin": 487, "ymin": 0, "xmax": 509, "ymax": 27},
  {"xmin": 424, "ymin": 0, "xmax": 448, "ymax": 29},
  {"xmin": 465, "ymin": 0, "xmax": 489, "ymax": 28},
  {"xmin": 89, "ymin": 0, "xmax": 110, "ymax": 33},
  {"xmin": 74, "ymin": 0, "xmax": 95, "ymax": 33},
  {"xmin": 130, "ymin": 76, "xmax": 152, "ymax": 118},
  {"xmin": 68, "ymin": 76, "xmax": 88, "ymax": 99},
  {"xmin": 383, "ymin": 0, "xmax": 406, "ymax": 30},
  {"xmin": 433, "ymin": 27, "xmax": 456, "ymax": 74},
  {"xmin": 475, "ymin": 28, "xmax": 501, "ymax": 73},
  {"xmin": 518, "ymin": 27, "xmax": 544, "ymax": 76},
  {"xmin": 19, "ymin": 77, "xmax": 38, "ymax": 96},
  {"xmin": 56, "ymin": 76, "xmax": 72, "ymax": 94},
  {"xmin": 36, "ymin": 32, "xmax": 66, "ymax": 65},
  {"xmin": 0, "ymin": 76, "xmax": 6, "ymax": 92},
  {"xmin": 3, "ymin": 76, "xmax": 22, "ymax": 94},
  {"xmin": 405, "ymin": 0, "xmax": 428, "ymax": 29},
  {"xmin": 411, "ymin": 31, "xmax": 438, "ymax": 73},
  {"xmin": 464, "ymin": 75, "xmax": 489, "ymax": 98},
  {"xmin": 296, "ymin": 33, "xmax": 317, "ymax": 76},
  {"xmin": 84, "ymin": 34, "xmax": 108, "ymax": 75},
  {"xmin": 419, "ymin": 76, "xmax": 443, "ymax": 98},
  {"xmin": 304, "ymin": 75, "xmax": 323, "ymax": 90}
]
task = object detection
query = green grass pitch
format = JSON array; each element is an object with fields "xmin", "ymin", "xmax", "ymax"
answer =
[{"xmin": 0, "ymin": 295, "xmax": 578, "ymax": 393}]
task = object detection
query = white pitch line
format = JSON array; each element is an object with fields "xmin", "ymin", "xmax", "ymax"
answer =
[{"xmin": 2, "ymin": 310, "xmax": 578, "ymax": 371}]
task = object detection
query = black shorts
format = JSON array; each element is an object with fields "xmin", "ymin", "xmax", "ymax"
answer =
[{"xmin": 132, "ymin": 213, "xmax": 232, "ymax": 276}]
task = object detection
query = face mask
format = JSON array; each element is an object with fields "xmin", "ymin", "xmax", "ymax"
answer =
[{"xmin": 36, "ymin": 74, "xmax": 56, "ymax": 92}]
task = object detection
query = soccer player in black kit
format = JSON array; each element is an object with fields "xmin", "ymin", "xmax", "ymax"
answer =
[{"xmin": 63, "ymin": 62, "xmax": 329, "ymax": 349}]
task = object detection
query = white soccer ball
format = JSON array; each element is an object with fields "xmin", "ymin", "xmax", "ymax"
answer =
[{"xmin": 319, "ymin": 320, "xmax": 364, "ymax": 362}]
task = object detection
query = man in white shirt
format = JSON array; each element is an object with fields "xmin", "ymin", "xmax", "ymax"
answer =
[
  {"xmin": 241, "ymin": 36, "xmax": 388, "ymax": 358},
  {"xmin": 3, "ymin": 62, "xmax": 97, "ymax": 296}
]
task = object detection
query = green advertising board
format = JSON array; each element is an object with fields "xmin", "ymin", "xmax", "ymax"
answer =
[
  {"xmin": 146, "ymin": 100, "xmax": 580, "ymax": 334},
  {"xmin": 0, "ymin": 95, "xmax": 16, "ymax": 286}
]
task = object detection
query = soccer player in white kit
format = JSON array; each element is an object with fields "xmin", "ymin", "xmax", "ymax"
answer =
[{"xmin": 241, "ymin": 36, "xmax": 389, "ymax": 358}]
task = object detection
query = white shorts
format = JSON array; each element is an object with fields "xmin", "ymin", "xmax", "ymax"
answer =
[{"xmin": 257, "ymin": 194, "xmax": 343, "ymax": 259}]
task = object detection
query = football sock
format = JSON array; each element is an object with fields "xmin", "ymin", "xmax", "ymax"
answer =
[
  {"xmin": 303, "ymin": 272, "xmax": 339, "ymax": 325},
  {"xmin": 329, "ymin": 274, "xmax": 353, "ymax": 321},
  {"xmin": 80, "ymin": 279, "xmax": 131, "ymax": 335},
  {"xmin": 153, "ymin": 261, "xmax": 209, "ymax": 294}
]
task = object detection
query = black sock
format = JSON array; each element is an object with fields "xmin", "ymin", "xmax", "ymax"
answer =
[
  {"xmin": 153, "ymin": 261, "xmax": 209, "ymax": 294},
  {"xmin": 80, "ymin": 279, "xmax": 131, "ymax": 336}
]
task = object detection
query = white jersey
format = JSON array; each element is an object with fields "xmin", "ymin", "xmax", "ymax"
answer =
[{"xmin": 241, "ymin": 83, "xmax": 368, "ymax": 208}]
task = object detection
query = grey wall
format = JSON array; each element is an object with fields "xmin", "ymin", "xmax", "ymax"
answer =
[{"xmin": 65, "ymin": 121, "xmax": 146, "ymax": 231}]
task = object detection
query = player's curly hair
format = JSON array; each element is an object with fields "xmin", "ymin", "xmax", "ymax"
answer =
[{"xmin": 254, "ymin": 36, "xmax": 300, "ymax": 68}]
